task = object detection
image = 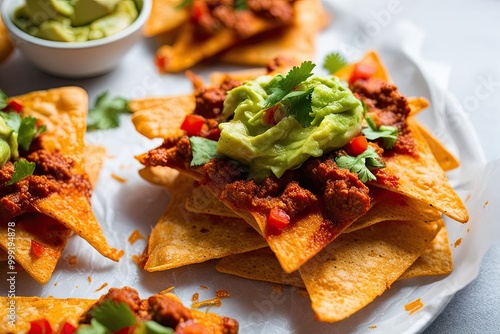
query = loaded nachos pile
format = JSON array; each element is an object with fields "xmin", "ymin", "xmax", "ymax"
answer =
[{"xmin": 131, "ymin": 51, "xmax": 467, "ymax": 323}]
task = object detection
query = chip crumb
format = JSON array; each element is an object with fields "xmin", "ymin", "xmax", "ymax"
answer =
[
  {"xmin": 199, "ymin": 285, "xmax": 208, "ymax": 290},
  {"xmin": 272, "ymin": 285, "xmax": 283, "ymax": 294},
  {"xmin": 111, "ymin": 172, "xmax": 127, "ymax": 183},
  {"xmin": 295, "ymin": 288, "xmax": 308, "ymax": 298},
  {"xmin": 454, "ymin": 238, "xmax": 463, "ymax": 248},
  {"xmin": 53, "ymin": 283, "xmax": 57, "ymax": 287},
  {"xmin": 94, "ymin": 282, "xmax": 109, "ymax": 293},
  {"xmin": 128, "ymin": 229, "xmax": 145, "ymax": 244},
  {"xmin": 192, "ymin": 292, "xmax": 199, "ymax": 303},
  {"xmin": 369, "ymin": 325, "xmax": 377, "ymax": 329},
  {"xmin": 159, "ymin": 286, "xmax": 175, "ymax": 294},
  {"xmin": 484, "ymin": 200, "xmax": 489, "ymax": 208},
  {"xmin": 87, "ymin": 276, "xmax": 92, "ymax": 284},
  {"xmin": 465, "ymin": 193, "xmax": 471, "ymax": 202},
  {"xmin": 405, "ymin": 298, "xmax": 424, "ymax": 315},
  {"xmin": 215, "ymin": 289, "xmax": 230, "ymax": 299},
  {"xmin": 192, "ymin": 297, "xmax": 222, "ymax": 309},
  {"xmin": 67, "ymin": 255, "xmax": 78, "ymax": 266},
  {"xmin": 131, "ymin": 254, "xmax": 141, "ymax": 264}
]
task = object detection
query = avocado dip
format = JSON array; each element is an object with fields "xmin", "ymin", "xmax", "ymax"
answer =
[
  {"xmin": 12, "ymin": 0, "xmax": 143, "ymax": 42},
  {"xmin": 0, "ymin": 117, "xmax": 18, "ymax": 167},
  {"xmin": 217, "ymin": 66, "xmax": 364, "ymax": 182}
]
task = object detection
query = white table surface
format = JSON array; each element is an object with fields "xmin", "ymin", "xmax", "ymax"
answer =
[{"xmin": 1, "ymin": 0, "xmax": 499, "ymax": 333}]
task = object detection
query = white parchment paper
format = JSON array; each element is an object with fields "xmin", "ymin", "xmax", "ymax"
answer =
[{"xmin": 2, "ymin": 2, "xmax": 500, "ymax": 333}]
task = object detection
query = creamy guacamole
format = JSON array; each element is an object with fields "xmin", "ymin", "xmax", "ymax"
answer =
[
  {"xmin": 12, "ymin": 0, "xmax": 142, "ymax": 42},
  {"xmin": 218, "ymin": 74, "xmax": 364, "ymax": 181},
  {"xmin": 0, "ymin": 116, "xmax": 18, "ymax": 167}
]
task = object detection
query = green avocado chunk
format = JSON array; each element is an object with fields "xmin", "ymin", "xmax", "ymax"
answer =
[
  {"xmin": 218, "ymin": 74, "xmax": 364, "ymax": 182},
  {"xmin": 0, "ymin": 117, "xmax": 18, "ymax": 167},
  {"xmin": 71, "ymin": 0, "xmax": 120, "ymax": 27}
]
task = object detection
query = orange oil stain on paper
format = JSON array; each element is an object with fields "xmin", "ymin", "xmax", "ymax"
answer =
[
  {"xmin": 94, "ymin": 282, "xmax": 109, "ymax": 293},
  {"xmin": 111, "ymin": 173, "xmax": 127, "ymax": 183},
  {"xmin": 128, "ymin": 229, "xmax": 145, "ymax": 245},
  {"xmin": 405, "ymin": 298, "xmax": 424, "ymax": 315}
]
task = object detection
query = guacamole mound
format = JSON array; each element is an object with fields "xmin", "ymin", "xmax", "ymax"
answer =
[
  {"xmin": 12, "ymin": 0, "xmax": 142, "ymax": 42},
  {"xmin": 0, "ymin": 116, "xmax": 18, "ymax": 167},
  {"xmin": 217, "ymin": 74, "xmax": 364, "ymax": 182}
]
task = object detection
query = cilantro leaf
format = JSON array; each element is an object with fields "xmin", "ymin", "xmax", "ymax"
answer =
[
  {"xmin": 0, "ymin": 111, "xmax": 21, "ymax": 132},
  {"xmin": 264, "ymin": 61, "xmax": 315, "ymax": 108},
  {"xmin": 323, "ymin": 52, "xmax": 348, "ymax": 73},
  {"xmin": 262, "ymin": 61, "xmax": 316, "ymax": 127},
  {"xmin": 0, "ymin": 111, "xmax": 45, "ymax": 152},
  {"xmin": 190, "ymin": 136, "xmax": 219, "ymax": 166},
  {"xmin": 176, "ymin": 0, "xmax": 193, "ymax": 9},
  {"xmin": 87, "ymin": 92, "xmax": 131, "ymax": 131},
  {"xmin": 335, "ymin": 146, "xmax": 385, "ymax": 183},
  {"xmin": 362, "ymin": 114, "xmax": 398, "ymax": 149},
  {"xmin": 234, "ymin": 0, "xmax": 248, "ymax": 10},
  {"xmin": 89, "ymin": 300, "xmax": 137, "ymax": 332},
  {"xmin": 6, "ymin": 159, "xmax": 36, "ymax": 185},
  {"xmin": 283, "ymin": 87, "xmax": 314, "ymax": 127},
  {"xmin": 74, "ymin": 318, "xmax": 108, "ymax": 334},
  {"xmin": 0, "ymin": 90, "xmax": 7, "ymax": 110}
]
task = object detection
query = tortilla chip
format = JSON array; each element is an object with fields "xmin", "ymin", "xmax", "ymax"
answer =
[
  {"xmin": 131, "ymin": 94, "xmax": 195, "ymax": 140},
  {"xmin": 299, "ymin": 219, "xmax": 442, "ymax": 323},
  {"xmin": 372, "ymin": 118, "xmax": 468, "ymax": 223},
  {"xmin": 143, "ymin": 173, "xmax": 267, "ymax": 272},
  {"xmin": 0, "ymin": 15, "xmax": 13, "ymax": 63},
  {"xmin": 345, "ymin": 187, "xmax": 442, "ymax": 233},
  {"xmin": 83, "ymin": 145, "xmax": 107, "ymax": 188},
  {"xmin": 334, "ymin": 49, "xmax": 392, "ymax": 83},
  {"xmin": 185, "ymin": 183, "xmax": 239, "ymax": 218},
  {"xmin": 408, "ymin": 97, "xmax": 430, "ymax": 116},
  {"xmin": 0, "ymin": 88, "xmax": 121, "ymax": 283},
  {"xmin": 219, "ymin": 0, "xmax": 329, "ymax": 66},
  {"xmin": 414, "ymin": 121, "xmax": 460, "ymax": 171},
  {"xmin": 0, "ymin": 296, "xmax": 95, "ymax": 333},
  {"xmin": 400, "ymin": 224, "xmax": 452, "ymax": 279},
  {"xmin": 143, "ymin": 0, "xmax": 188, "ymax": 37},
  {"xmin": 216, "ymin": 247, "xmax": 305, "ymax": 288},
  {"xmin": 155, "ymin": 5, "xmax": 292, "ymax": 73},
  {"xmin": 0, "ymin": 290, "xmax": 236, "ymax": 333}
]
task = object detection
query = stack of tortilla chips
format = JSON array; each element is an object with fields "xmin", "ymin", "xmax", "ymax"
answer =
[
  {"xmin": 0, "ymin": 87, "xmax": 123, "ymax": 284},
  {"xmin": 144, "ymin": 0, "xmax": 330, "ymax": 72},
  {"xmin": 129, "ymin": 51, "xmax": 467, "ymax": 323}
]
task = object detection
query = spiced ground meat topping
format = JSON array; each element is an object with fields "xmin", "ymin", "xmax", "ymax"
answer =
[
  {"xmin": 350, "ymin": 78, "xmax": 417, "ymax": 156},
  {"xmin": 0, "ymin": 149, "xmax": 92, "ymax": 221},
  {"xmin": 190, "ymin": 0, "xmax": 295, "ymax": 38}
]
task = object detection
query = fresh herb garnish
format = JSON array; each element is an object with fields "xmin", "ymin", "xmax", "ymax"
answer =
[
  {"xmin": 323, "ymin": 51, "xmax": 348, "ymax": 73},
  {"xmin": 0, "ymin": 90, "xmax": 8, "ymax": 109},
  {"xmin": 0, "ymin": 111, "xmax": 46, "ymax": 151},
  {"xmin": 6, "ymin": 159, "xmax": 36, "ymax": 185},
  {"xmin": 234, "ymin": 0, "xmax": 248, "ymax": 10},
  {"xmin": 335, "ymin": 146, "xmax": 385, "ymax": 183},
  {"xmin": 176, "ymin": 0, "xmax": 192, "ymax": 9},
  {"xmin": 87, "ymin": 92, "xmax": 131, "ymax": 131},
  {"xmin": 362, "ymin": 114, "xmax": 398, "ymax": 149},
  {"xmin": 89, "ymin": 300, "xmax": 137, "ymax": 332},
  {"xmin": 263, "ymin": 61, "xmax": 316, "ymax": 127},
  {"xmin": 190, "ymin": 136, "xmax": 219, "ymax": 166}
]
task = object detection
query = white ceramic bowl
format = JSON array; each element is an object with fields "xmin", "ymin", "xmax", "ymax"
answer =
[{"xmin": 1, "ymin": 0, "xmax": 152, "ymax": 78}]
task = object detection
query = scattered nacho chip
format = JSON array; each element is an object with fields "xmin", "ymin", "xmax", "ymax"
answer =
[
  {"xmin": 334, "ymin": 49, "xmax": 392, "ymax": 83},
  {"xmin": 185, "ymin": 183, "xmax": 239, "ymax": 218},
  {"xmin": 83, "ymin": 145, "xmax": 107, "ymax": 188},
  {"xmin": 143, "ymin": 0, "xmax": 188, "ymax": 38},
  {"xmin": 143, "ymin": 173, "xmax": 267, "ymax": 272},
  {"xmin": 299, "ymin": 219, "xmax": 443, "ymax": 323},
  {"xmin": 219, "ymin": 0, "xmax": 329, "ymax": 66}
]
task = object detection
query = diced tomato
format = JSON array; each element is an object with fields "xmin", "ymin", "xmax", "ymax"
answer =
[
  {"xmin": 155, "ymin": 54, "xmax": 166, "ymax": 71},
  {"xmin": 31, "ymin": 240, "xmax": 45, "ymax": 258},
  {"xmin": 180, "ymin": 114, "xmax": 206, "ymax": 137},
  {"xmin": 113, "ymin": 326, "xmax": 136, "ymax": 334},
  {"xmin": 349, "ymin": 63, "xmax": 376, "ymax": 84},
  {"xmin": 262, "ymin": 105, "xmax": 285, "ymax": 126},
  {"xmin": 191, "ymin": 0, "xmax": 208, "ymax": 23},
  {"xmin": 58, "ymin": 322, "xmax": 76, "ymax": 334},
  {"xmin": 205, "ymin": 127, "xmax": 221, "ymax": 141},
  {"xmin": 267, "ymin": 207, "xmax": 290, "ymax": 231},
  {"xmin": 344, "ymin": 135, "xmax": 368, "ymax": 156},
  {"xmin": 28, "ymin": 319, "xmax": 53, "ymax": 334},
  {"xmin": 4, "ymin": 99, "xmax": 23, "ymax": 113}
]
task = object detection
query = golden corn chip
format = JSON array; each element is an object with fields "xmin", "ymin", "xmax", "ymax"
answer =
[
  {"xmin": 83, "ymin": 145, "xmax": 107, "ymax": 188},
  {"xmin": 345, "ymin": 187, "xmax": 442, "ymax": 233},
  {"xmin": 299, "ymin": 219, "xmax": 442, "ymax": 323},
  {"xmin": 0, "ymin": 87, "xmax": 122, "ymax": 284},
  {"xmin": 400, "ymin": 224, "xmax": 452, "ymax": 279},
  {"xmin": 143, "ymin": 173, "xmax": 267, "ymax": 272},
  {"xmin": 408, "ymin": 97, "xmax": 430, "ymax": 116},
  {"xmin": 334, "ymin": 49, "xmax": 392, "ymax": 82},
  {"xmin": 143, "ymin": 0, "xmax": 188, "ymax": 38},
  {"xmin": 216, "ymin": 247, "xmax": 305, "ymax": 288},
  {"xmin": 185, "ymin": 183, "xmax": 240, "ymax": 218},
  {"xmin": 372, "ymin": 119, "xmax": 468, "ymax": 223},
  {"xmin": 219, "ymin": 0, "xmax": 329, "ymax": 66},
  {"xmin": 131, "ymin": 94, "xmax": 195, "ymax": 139},
  {"xmin": 0, "ymin": 15, "xmax": 13, "ymax": 63}
]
